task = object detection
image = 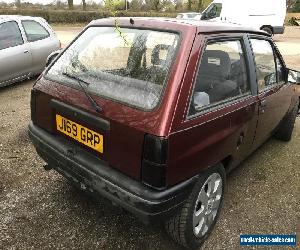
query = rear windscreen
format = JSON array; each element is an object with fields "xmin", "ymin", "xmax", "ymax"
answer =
[{"xmin": 46, "ymin": 27, "xmax": 179, "ymax": 110}]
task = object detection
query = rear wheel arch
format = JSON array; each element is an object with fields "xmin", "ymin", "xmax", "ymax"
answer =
[
  {"xmin": 221, "ymin": 155, "xmax": 233, "ymax": 173},
  {"xmin": 197, "ymin": 156, "xmax": 232, "ymax": 176},
  {"xmin": 274, "ymin": 99, "xmax": 299, "ymax": 141},
  {"xmin": 260, "ymin": 25, "xmax": 273, "ymax": 35}
]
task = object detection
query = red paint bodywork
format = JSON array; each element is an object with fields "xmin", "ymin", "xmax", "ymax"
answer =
[{"xmin": 32, "ymin": 18, "xmax": 298, "ymax": 187}]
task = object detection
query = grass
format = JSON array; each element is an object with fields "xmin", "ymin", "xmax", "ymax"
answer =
[{"xmin": 286, "ymin": 12, "xmax": 300, "ymax": 20}]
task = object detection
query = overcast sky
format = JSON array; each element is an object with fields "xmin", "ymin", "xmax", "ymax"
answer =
[{"xmin": 1, "ymin": 0, "xmax": 102, "ymax": 4}]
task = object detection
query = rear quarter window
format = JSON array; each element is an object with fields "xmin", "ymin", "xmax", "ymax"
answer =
[{"xmin": 22, "ymin": 20, "xmax": 50, "ymax": 42}]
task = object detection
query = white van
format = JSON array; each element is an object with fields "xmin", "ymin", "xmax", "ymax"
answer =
[{"xmin": 201, "ymin": 0, "xmax": 286, "ymax": 35}]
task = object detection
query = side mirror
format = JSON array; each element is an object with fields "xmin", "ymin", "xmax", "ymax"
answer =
[
  {"xmin": 288, "ymin": 69, "xmax": 300, "ymax": 84},
  {"xmin": 46, "ymin": 50, "xmax": 61, "ymax": 67}
]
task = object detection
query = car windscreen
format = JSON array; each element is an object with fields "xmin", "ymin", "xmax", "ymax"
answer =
[{"xmin": 46, "ymin": 26, "xmax": 179, "ymax": 110}]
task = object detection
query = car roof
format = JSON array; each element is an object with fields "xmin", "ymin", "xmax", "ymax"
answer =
[
  {"xmin": 0, "ymin": 15, "xmax": 45, "ymax": 23},
  {"xmin": 90, "ymin": 17, "xmax": 269, "ymax": 36}
]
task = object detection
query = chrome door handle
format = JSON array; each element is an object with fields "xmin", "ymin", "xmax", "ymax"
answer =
[{"xmin": 24, "ymin": 50, "xmax": 29, "ymax": 54}]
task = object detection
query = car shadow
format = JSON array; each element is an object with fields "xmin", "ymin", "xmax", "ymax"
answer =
[
  {"xmin": 48, "ymin": 176, "xmax": 184, "ymax": 250},
  {"xmin": 0, "ymin": 77, "xmax": 37, "ymax": 93}
]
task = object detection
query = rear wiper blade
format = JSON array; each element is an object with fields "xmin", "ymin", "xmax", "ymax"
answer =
[{"xmin": 62, "ymin": 71, "xmax": 102, "ymax": 113}]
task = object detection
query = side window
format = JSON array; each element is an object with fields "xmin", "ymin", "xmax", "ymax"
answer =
[
  {"xmin": 188, "ymin": 39, "xmax": 250, "ymax": 116},
  {"xmin": 251, "ymin": 39, "xmax": 277, "ymax": 91},
  {"xmin": 22, "ymin": 20, "xmax": 49, "ymax": 42},
  {"xmin": 202, "ymin": 3, "xmax": 222, "ymax": 20},
  {"xmin": 0, "ymin": 21, "xmax": 23, "ymax": 50},
  {"xmin": 275, "ymin": 52, "xmax": 285, "ymax": 82}
]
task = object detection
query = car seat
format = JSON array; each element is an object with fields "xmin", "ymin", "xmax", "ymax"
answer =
[{"xmin": 196, "ymin": 50, "xmax": 238, "ymax": 103}]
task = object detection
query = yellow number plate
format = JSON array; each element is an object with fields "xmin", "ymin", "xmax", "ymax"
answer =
[{"xmin": 56, "ymin": 114, "xmax": 104, "ymax": 153}]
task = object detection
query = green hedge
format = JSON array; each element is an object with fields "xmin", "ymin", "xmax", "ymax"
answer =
[{"xmin": 0, "ymin": 9, "xmax": 176, "ymax": 23}]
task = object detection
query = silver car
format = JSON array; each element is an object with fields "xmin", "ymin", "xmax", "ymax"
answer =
[{"xmin": 0, "ymin": 15, "xmax": 60, "ymax": 87}]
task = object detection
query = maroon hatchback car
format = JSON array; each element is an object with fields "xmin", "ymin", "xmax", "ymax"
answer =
[{"xmin": 29, "ymin": 18, "xmax": 300, "ymax": 249}]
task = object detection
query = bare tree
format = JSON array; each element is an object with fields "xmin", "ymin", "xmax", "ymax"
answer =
[
  {"xmin": 130, "ymin": 0, "xmax": 142, "ymax": 10},
  {"xmin": 287, "ymin": 0, "xmax": 293, "ymax": 9},
  {"xmin": 68, "ymin": 0, "xmax": 73, "ymax": 10},
  {"xmin": 153, "ymin": 0, "xmax": 160, "ymax": 10},
  {"xmin": 145, "ymin": 0, "xmax": 160, "ymax": 11},
  {"xmin": 197, "ymin": 0, "xmax": 203, "ymax": 11},
  {"xmin": 188, "ymin": 0, "xmax": 192, "ymax": 10},
  {"xmin": 287, "ymin": 0, "xmax": 298, "ymax": 10},
  {"xmin": 15, "ymin": 0, "xmax": 21, "ymax": 8},
  {"xmin": 82, "ymin": 0, "xmax": 87, "ymax": 11}
]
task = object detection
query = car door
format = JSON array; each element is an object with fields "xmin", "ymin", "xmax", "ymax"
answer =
[
  {"xmin": 21, "ymin": 19, "xmax": 59, "ymax": 75},
  {"xmin": 250, "ymin": 38, "xmax": 292, "ymax": 147},
  {"xmin": 0, "ymin": 20, "xmax": 32, "ymax": 86},
  {"xmin": 168, "ymin": 35, "xmax": 259, "ymax": 183}
]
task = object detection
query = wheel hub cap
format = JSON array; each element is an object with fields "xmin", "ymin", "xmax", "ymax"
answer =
[
  {"xmin": 206, "ymin": 199, "xmax": 214, "ymax": 214},
  {"xmin": 192, "ymin": 173, "xmax": 222, "ymax": 237}
]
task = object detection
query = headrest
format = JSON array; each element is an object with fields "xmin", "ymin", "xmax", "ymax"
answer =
[{"xmin": 201, "ymin": 50, "xmax": 231, "ymax": 78}]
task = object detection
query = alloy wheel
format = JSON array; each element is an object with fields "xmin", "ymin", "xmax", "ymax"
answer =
[{"xmin": 192, "ymin": 173, "xmax": 222, "ymax": 237}]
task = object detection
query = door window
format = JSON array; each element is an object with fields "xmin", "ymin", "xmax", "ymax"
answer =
[
  {"xmin": 251, "ymin": 39, "xmax": 277, "ymax": 91},
  {"xmin": 0, "ymin": 21, "xmax": 23, "ymax": 50},
  {"xmin": 202, "ymin": 3, "xmax": 222, "ymax": 20},
  {"xmin": 22, "ymin": 20, "xmax": 49, "ymax": 42},
  {"xmin": 188, "ymin": 39, "xmax": 250, "ymax": 116}
]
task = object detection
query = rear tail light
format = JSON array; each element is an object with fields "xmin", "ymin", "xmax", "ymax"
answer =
[{"xmin": 141, "ymin": 134, "xmax": 168, "ymax": 189}]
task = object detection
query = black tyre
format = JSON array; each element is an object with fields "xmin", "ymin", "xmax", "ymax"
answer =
[
  {"xmin": 274, "ymin": 101, "xmax": 299, "ymax": 141},
  {"xmin": 262, "ymin": 26, "xmax": 273, "ymax": 35},
  {"xmin": 165, "ymin": 163, "xmax": 226, "ymax": 249}
]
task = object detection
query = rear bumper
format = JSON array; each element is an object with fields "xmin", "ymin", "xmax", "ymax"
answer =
[
  {"xmin": 28, "ymin": 122, "xmax": 197, "ymax": 224},
  {"xmin": 273, "ymin": 26, "xmax": 285, "ymax": 34}
]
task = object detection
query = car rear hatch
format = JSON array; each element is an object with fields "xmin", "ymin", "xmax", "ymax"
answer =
[{"xmin": 31, "ymin": 19, "xmax": 197, "ymax": 185}]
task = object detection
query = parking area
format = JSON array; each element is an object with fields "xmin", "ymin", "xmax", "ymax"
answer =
[
  {"xmin": 274, "ymin": 26, "xmax": 300, "ymax": 71},
  {"xmin": 0, "ymin": 26, "xmax": 299, "ymax": 250},
  {"xmin": 55, "ymin": 25, "xmax": 300, "ymax": 71}
]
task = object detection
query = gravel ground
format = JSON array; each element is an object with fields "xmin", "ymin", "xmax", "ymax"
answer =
[
  {"xmin": 0, "ymin": 81, "xmax": 299, "ymax": 250},
  {"xmin": 1, "ymin": 27, "xmax": 300, "ymax": 250}
]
